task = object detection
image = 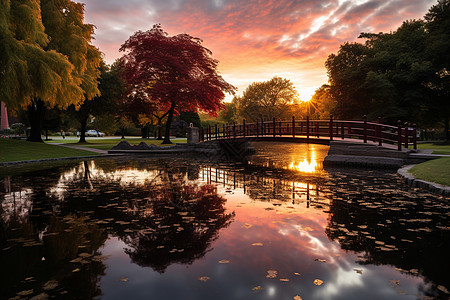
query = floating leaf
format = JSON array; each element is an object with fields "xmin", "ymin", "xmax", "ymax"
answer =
[
  {"xmin": 251, "ymin": 243, "xmax": 263, "ymax": 247},
  {"xmin": 313, "ymin": 279, "xmax": 324, "ymax": 286},
  {"xmin": 242, "ymin": 223, "xmax": 253, "ymax": 229},
  {"xmin": 293, "ymin": 296, "xmax": 303, "ymax": 300},
  {"xmin": 198, "ymin": 276, "xmax": 210, "ymax": 282},
  {"xmin": 314, "ymin": 259, "xmax": 326, "ymax": 263},
  {"xmin": 252, "ymin": 286, "xmax": 263, "ymax": 291},
  {"xmin": 72, "ymin": 268, "xmax": 80, "ymax": 273},
  {"xmin": 294, "ymin": 273, "xmax": 301, "ymax": 276},
  {"xmin": 354, "ymin": 269, "xmax": 363, "ymax": 274},
  {"xmin": 280, "ymin": 278, "xmax": 289, "ymax": 282},
  {"xmin": 266, "ymin": 270, "xmax": 278, "ymax": 278},
  {"xmin": 389, "ymin": 280, "xmax": 400, "ymax": 286},
  {"xmin": 78, "ymin": 253, "xmax": 91, "ymax": 258},
  {"xmin": 120, "ymin": 277, "xmax": 129, "ymax": 282},
  {"xmin": 43, "ymin": 280, "xmax": 58, "ymax": 291},
  {"xmin": 218, "ymin": 260, "xmax": 230, "ymax": 264},
  {"xmin": 17, "ymin": 289, "xmax": 34, "ymax": 296},
  {"xmin": 437, "ymin": 285, "xmax": 449, "ymax": 294}
]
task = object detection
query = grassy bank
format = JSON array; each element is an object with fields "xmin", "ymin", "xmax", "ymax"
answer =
[
  {"xmin": 0, "ymin": 138, "xmax": 100, "ymax": 163},
  {"xmin": 410, "ymin": 157, "xmax": 450, "ymax": 187},
  {"xmin": 417, "ymin": 142, "xmax": 450, "ymax": 155},
  {"xmin": 46, "ymin": 137, "xmax": 186, "ymax": 150}
]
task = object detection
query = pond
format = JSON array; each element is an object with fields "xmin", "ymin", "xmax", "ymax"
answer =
[{"xmin": 0, "ymin": 143, "xmax": 449, "ymax": 299}]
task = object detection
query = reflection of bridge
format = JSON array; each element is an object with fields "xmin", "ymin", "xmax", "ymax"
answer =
[
  {"xmin": 200, "ymin": 116, "xmax": 417, "ymax": 151},
  {"xmin": 199, "ymin": 166, "xmax": 331, "ymax": 209}
]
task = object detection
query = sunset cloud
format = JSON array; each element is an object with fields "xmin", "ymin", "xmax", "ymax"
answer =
[{"xmin": 82, "ymin": 0, "xmax": 435, "ymax": 101}]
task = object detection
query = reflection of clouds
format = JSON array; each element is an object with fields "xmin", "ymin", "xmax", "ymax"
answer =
[{"xmin": 314, "ymin": 264, "xmax": 365, "ymax": 300}]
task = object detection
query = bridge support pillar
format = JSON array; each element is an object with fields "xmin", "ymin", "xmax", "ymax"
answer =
[{"xmin": 187, "ymin": 126, "xmax": 200, "ymax": 144}]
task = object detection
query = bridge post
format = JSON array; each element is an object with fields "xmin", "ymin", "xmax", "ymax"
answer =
[
  {"xmin": 233, "ymin": 122, "xmax": 236, "ymax": 138},
  {"xmin": 292, "ymin": 116, "xmax": 295, "ymax": 138},
  {"xmin": 243, "ymin": 119, "xmax": 246, "ymax": 138},
  {"xmin": 378, "ymin": 117, "xmax": 382, "ymax": 146},
  {"xmin": 215, "ymin": 124, "xmax": 218, "ymax": 140},
  {"xmin": 316, "ymin": 122, "xmax": 319, "ymax": 138},
  {"xmin": 404, "ymin": 122, "xmax": 409, "ymax": 149},
  {"xmin": 306, "ymin": 116, "xmax": 310, "ymax": 141},
  {"xmin": 397, "ymin": 120, "xmax": 402, "ymax": 151},
  {"xmin": 273, "ymin": 117, "xmax": 276, "ymax": 137},
  {"xmin": 329, "ymin": 115, "xmax": 333, "ymax": 141},
  {"xmin": 256, "ymin": 119, "xmax": 259, "ymax": 137},
  {"xmin": 413, "ymin": 124, "xmax": 417, "ymax": 150},
  {"xmin": 363, "ymin": 115, "xmax": 367, "ymax": 143},
  {"xmin": 262, "ymin": 119, "xmax": 265, "ymax": 136},
  {"xmin": 208, "ymin": 125, "xmax": 211, "ymax": 141}
]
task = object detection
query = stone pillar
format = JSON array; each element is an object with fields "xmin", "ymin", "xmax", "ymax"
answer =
[
  {"xmin": 187, "ymin": 126, "xmax": 200, "ymax": 144},
  {"xmin": 0, "ymin": 102, "xmax": 9, "ymax": 129}
]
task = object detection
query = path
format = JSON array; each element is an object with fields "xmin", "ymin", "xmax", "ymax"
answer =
[{"xmin": 50, "ymin": 143, "xmax": 108, "ymax": 154}]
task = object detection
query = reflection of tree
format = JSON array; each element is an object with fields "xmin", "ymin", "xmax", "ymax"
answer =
[
  {"xmin": 324, "ymin": 170, "xmax": 450, "ymax": 299},
  {"xmin": 53, "ymin": 160, "xmax": 234, "ymax": 273},
  {"xmin": 0, "ymin": 213, "xmax": 107, "ymax": 299},
  {"xmin": 123, "ymin": 184, "xmax": 234, "ymax": 273}
]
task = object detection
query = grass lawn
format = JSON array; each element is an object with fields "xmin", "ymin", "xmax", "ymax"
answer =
[
  {"xmin": 410, "ymin": 157, "xmax": 450, "ymax": 187},
  {"xmin": 46, "ymin": 137, "xmax": 186, "ymax": 150},
  {"xmin": 417, "ymin": 142, "xmax": 450, "ymax": 155},
  {"xmin": 0, "ymin": 138, "xmax": 100, "ymax": 163}
]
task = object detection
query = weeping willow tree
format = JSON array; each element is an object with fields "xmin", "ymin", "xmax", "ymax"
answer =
[{"xmin": 0, "ymin": 0, "xmax": 100, "ymax": 142}]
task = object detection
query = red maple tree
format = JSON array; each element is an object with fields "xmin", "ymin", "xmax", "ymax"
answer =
[{"xmin": 120, "ymin": 24, "xmax": 236, "ymax": 144}]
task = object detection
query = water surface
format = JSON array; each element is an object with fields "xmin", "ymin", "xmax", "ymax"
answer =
[{"xmin": 1, "ymin": 143, "xmax": 448, "ymax": 299}]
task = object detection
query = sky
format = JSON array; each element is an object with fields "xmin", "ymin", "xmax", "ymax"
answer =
[{"xmin": 81, "ymin": 0, "xmax": 436, "ymax": 102}]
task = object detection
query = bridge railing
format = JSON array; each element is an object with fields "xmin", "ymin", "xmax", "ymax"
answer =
[{"xmin": 199, "ymin": 116, "xmax": 417, "ymax": 151}]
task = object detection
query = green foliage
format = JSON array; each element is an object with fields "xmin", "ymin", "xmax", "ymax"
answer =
[
  {"xmin": 10, "ymin": 123, "xmax": 26, "ymax": 135},
  {"xmin": 325, "ymin": 1, "xmax": 450, "ymax": 134},
  {"xmin": 234, "ymin": 76, "xmax": 299, "ymax": 122},
  {"xmin": 218, "ymin": 102, "xmax": 237, "ymax": 123},
  {"xmin": 303, "ymin": 84, "xmax": 336, "ymax": 119},
  {"xmin": 178, "ymin": 110, "xmax": 201, "ymax": 128},
  {"xmin": 0, "ymin": 0, "xmax": 84, "ymax": 110}
]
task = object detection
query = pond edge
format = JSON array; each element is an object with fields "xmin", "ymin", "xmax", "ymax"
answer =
[{"xmin": 397, "ymin": 164, "xmax": 450, "ymax": 196}]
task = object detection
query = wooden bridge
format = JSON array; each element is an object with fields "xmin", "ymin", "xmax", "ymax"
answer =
[{"xmin": 199, "ymin": 116, "xmax": 417, "ymax": 151}]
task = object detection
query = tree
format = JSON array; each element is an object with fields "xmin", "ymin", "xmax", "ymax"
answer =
[
  {"xmin": 66, "ymin": 60, "xmax": 125, "ymax": 143},
  {"xmin": 233, "ymin": 76, "xmax": 299, "ymax": 122},
  {"xmin": 303, "ymin": 84, "xmax": 336, "ymax": 119},
  {"xmin": 424, "ymin": 0, "xmax": 450, "ymax": 141},
  {"xmin": 120, "ymin": 24, "xmax": 236, "ymax": 144},
  {"xmin": 325, "ymin": 42, "xmax": 371, "ymax": 119},
  {"xmin": 0, "ymin": 0, "xmax": 87, "ymax": 142}
]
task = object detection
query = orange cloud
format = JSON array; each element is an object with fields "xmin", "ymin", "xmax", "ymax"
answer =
[{"xmin": 82, "ymin": 0, "xmax": 436, "ymax": 101}]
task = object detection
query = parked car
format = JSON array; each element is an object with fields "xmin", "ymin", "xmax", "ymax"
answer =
[{"xmin": 85, "ymin": 130, "xmax": 105, "ymax": 137}]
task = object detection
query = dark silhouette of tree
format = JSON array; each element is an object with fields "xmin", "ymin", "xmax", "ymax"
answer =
[
  {"xmin": 66, "ymin": 60, "xmax": 126, "ymax": 143},
  {"xmin": 325, "ymin": 1, "xmax": 450, "ymax": 137},
  {"xmin": 119, "ymin": 24, "xmax": 236, "ymax": 144}
]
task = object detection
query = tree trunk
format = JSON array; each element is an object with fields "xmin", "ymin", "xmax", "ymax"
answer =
[
  {"xmin": 445, "ymin": 116, "xmax": 449, "ymax": 143},
  {"xmin": 27, "ymin": 99, "xmax": 45, "ymax": 142},
  {"xmin": 157, "ymin": 122, "xmax": 163, "ymax": 140},
  {"xmin": 162, "ymin": 101, "xmax": 176, "ymax": 144},
  {"xmin": 78, "ymin": 116, "xmax": 88, "ymax": 143}
]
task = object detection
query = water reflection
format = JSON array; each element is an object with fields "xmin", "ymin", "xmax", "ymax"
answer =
[
  {"xmin": 248, "ymin": 142, "xmax": 328, "ymax": 175},
  {"xmin": 0, "ymin": 155, "xmax": 449, "ymax": 299}
]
